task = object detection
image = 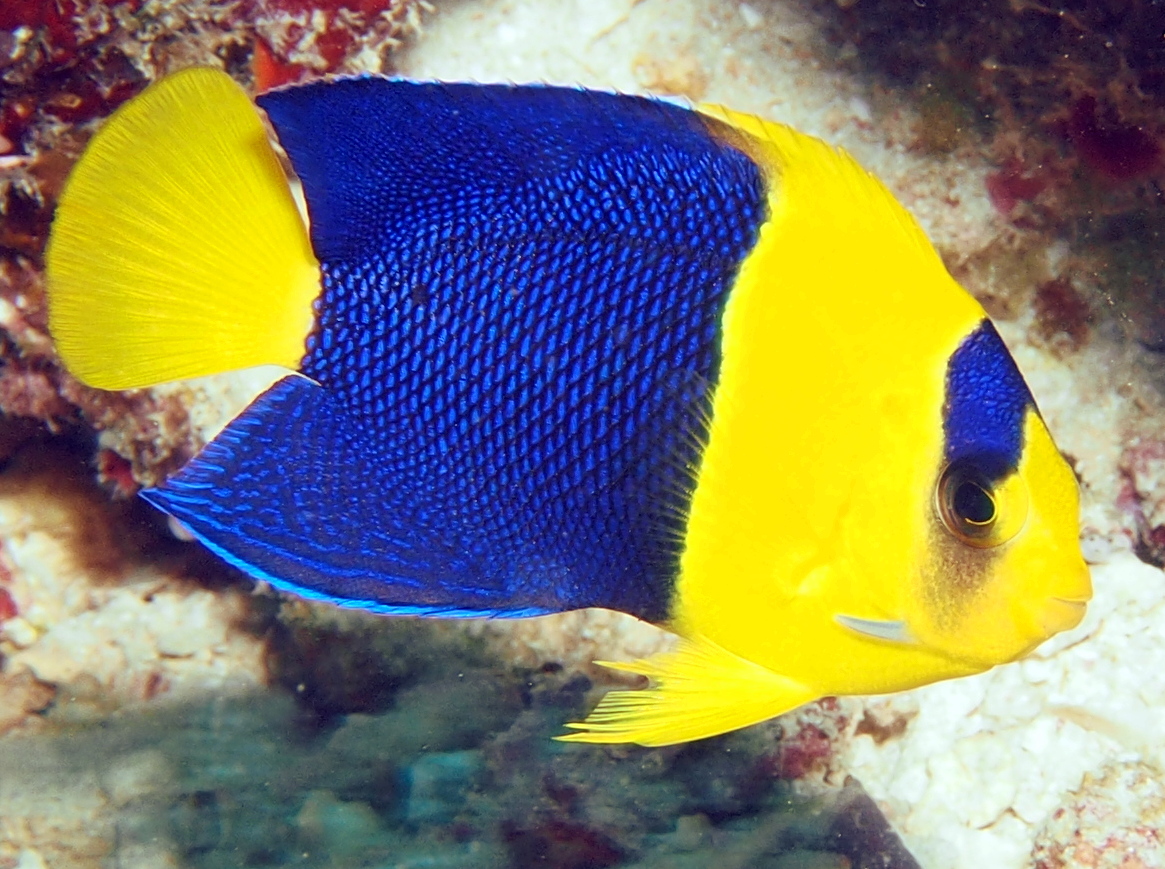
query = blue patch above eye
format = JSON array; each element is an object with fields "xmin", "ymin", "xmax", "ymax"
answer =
[{"xmin": 942, "ymin": 320, "xmax": 1035, "ymax": 478}]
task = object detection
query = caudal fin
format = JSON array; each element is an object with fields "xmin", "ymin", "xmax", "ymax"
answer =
[{"xmin": 46, "ymin": 67, "xmax": 320, "ymax": 390}]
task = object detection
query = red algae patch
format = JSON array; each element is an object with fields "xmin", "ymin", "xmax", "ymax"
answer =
[{"xmin": 1032, "ymin": 761, "xmax": 1165, "ymax": 869}]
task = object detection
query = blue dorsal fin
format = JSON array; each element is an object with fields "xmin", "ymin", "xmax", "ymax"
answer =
[
  {"xmin": 256, "ymin": 79, "xmax": 714, "ymax": 262},
  {"xmin": 143, "ymin": 376, "xmax": 557, "ymax": 617}
]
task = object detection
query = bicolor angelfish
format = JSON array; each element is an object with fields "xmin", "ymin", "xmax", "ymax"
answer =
[{"xmin": 45, "ymin": 68, "xmax": 1091, "ymax": 745}]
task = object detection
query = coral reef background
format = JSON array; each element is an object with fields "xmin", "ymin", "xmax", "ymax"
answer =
[{"xmin": 1, "ymin": 0, "xmax": 1164, "ymax": 867}]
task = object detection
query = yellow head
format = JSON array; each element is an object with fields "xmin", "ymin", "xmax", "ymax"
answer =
[{"xmin": 909, "ymin": 404, "xmax": 1090, "ymax": 668}]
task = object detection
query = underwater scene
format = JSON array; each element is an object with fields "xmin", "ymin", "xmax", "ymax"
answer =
[{"xmin": 1, "ymin": 0, "xmax": 1164, "ymax": 866}]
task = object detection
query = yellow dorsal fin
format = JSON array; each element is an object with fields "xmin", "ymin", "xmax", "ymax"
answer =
[
  {"xmin": 46, "ymin": 67, "xmax": 320, "ymax": 390},
  {"xmin": 557, "ymin": 634, "xmax": 818, "ymax": 746}
]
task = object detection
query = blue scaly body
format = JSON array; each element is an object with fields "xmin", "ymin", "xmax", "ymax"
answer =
[{"xmin": 144, "ymin": 81, "xmax": 768, "ymax": 619}]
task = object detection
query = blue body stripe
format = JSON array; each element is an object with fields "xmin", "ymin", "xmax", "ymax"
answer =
[
  {"xmin": 148, "ymin": 80, "xmax": 768, "ymax": 620},
  {"xmin": 942, "ymin": 320, "xmax": 1035, "ymax": 477}
]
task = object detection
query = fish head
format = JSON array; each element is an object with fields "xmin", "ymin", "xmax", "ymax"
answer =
[{"xmin": 905, "ymin": 407, "xmax": 1091, "ymax": 669}]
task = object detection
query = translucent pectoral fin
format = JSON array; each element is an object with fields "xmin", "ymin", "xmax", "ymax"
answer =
[
  {"xmin": 834, "ymin": 615, "xmax": 916, "ymax": 645},
  {"xmin": 557, "ymin": 635, "xmax": 817, "ymax": 747}
]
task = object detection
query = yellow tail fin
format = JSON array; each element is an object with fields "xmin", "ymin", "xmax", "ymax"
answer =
[{"xmin": 46, "ymin": 67, "xmax": 320, "ymax": 390}]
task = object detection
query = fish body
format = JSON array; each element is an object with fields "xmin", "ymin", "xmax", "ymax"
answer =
[{"xmin": 46, "ymin": 68, "xmax": 1091, "ymax": 745}]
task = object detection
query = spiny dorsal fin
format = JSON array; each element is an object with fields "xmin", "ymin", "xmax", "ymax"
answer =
[{"xmin": 558, "ymin": 634, "xmax": 818, "ymax": 746}]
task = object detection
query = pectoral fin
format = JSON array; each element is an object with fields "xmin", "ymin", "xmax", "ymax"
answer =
[
  {"xmin": 558, "ymin": 635, "xmax": 817, "ymax": 746},
  {"xmin": 834, "ymin": 615, "xmax": 916, "ymax": 644}
]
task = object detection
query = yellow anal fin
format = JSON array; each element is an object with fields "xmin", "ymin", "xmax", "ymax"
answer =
[
  {"xmin": 558, "ymin": 635, "xmax": 818, "ymax": 747},
  {"xmin": 47, "ymin": 67, "xmax": 320, "ymax": 390}
]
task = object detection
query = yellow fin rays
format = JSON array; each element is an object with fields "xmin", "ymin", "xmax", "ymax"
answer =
[
  {"xmin": 46, "ymin": 67, "xmax": 319, "ymax": 390},
  {"xmin": 558, "ymin": 634, "xmax": 817, "ymax": 746}
]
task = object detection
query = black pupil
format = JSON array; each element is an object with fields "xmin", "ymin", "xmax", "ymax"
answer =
[{"xmin": 954, "ymin": 480, "xmax": 995, "ymax": 525}]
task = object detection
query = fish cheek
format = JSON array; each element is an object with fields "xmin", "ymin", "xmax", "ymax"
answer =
[{"xmin": 914, "ymin": 523, "xmax": 1018, "ymax": 666}]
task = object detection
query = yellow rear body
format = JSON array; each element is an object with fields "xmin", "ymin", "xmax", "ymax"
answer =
[{"xmin": 563, "ymin": 109, "xmax": 1090, "ymax": 746}]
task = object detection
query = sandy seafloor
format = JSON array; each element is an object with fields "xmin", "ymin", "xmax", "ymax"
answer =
[{"xmin": 1, "ymin": 0, "xmax": 1164, "ymax": 867}]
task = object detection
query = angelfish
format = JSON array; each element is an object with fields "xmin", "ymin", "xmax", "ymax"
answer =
[{"xmin": 46, "ymin": 68, "xmax": 1091, "ymax": 746}]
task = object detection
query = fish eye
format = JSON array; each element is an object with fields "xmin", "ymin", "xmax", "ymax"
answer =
[
  {"xmin": 937, "ymin": 462, "xmax": 1014, "ymax": 548},
  {"xmin": 953, "ymin": 478, "xmax": 995, "ymax": 526}
]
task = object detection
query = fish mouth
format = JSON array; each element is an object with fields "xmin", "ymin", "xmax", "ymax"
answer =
[{"xmin": 1038, "ymin": 596, "xmax": 1088, "ymax": 635}]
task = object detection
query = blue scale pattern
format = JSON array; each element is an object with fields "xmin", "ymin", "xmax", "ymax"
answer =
[
  {"xmin": 147, "ymin": 80, "xmax": 767, "ymax": 621},
  {"xmin": 942, "ymin": 320, "xmax": 1036, "ymax": 478}
]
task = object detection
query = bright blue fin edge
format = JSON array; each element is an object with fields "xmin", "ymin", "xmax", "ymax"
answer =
[{"xmin": 142, "ymin": 375, "xmax": 555, "ymax": 618}]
